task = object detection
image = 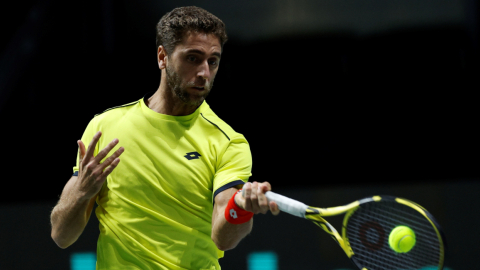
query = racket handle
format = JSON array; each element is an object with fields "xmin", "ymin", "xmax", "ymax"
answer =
[
  {"xmin": 241, "ymin": 189, "xmax": 308, "ymax": 218},
  {"xmin": 265, "ymin": 191, "xmax": 307, "ymax": 218}
]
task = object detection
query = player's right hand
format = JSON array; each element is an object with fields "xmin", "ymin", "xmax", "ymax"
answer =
[
  {"xmin": 236, "ymin": 182, "xmax": 280, "ymax": 216},
  {"xmin": 76, "ymin": 131, "xmax": 124, "ymax": 200}
]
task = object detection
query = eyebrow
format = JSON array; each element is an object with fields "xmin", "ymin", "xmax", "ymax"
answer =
[{"xmin": 185, "ymin": 49, "xmax": 221, "ymax": 58}]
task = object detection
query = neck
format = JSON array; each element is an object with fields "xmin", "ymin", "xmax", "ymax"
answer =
[{"xmin": 147, "ymin": 82, "xmax": 199, "ymax": 116}]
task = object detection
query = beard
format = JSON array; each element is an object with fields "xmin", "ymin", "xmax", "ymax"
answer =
[{"xmin": 165, "ymin": 65, "xmax": 214, "ymax": 107}]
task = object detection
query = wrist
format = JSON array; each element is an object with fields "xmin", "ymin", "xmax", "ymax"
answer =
[
  {"xmin": 71, "ymin": 187, "xmax": 95, "ymax": 205},
  {"xmin": 225, "ymin": 190, "xmax": 253, "ymax": 224}
]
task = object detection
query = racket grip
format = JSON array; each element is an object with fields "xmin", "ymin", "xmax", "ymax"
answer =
[{"xmin": 265, "ymin": 191, "xmax": 307, "ymax": 218}]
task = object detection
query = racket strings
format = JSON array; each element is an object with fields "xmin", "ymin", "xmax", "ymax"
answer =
[
  {"xmin": 362, "ymin": 205, "xmax": 441, "ymax": 253},
  {"xmin": 345, "ymin": 200, "xmax": 443, "ymax": 270},
  {"xmin": 349, "ymin": 204, "xmax": 440, "ymax": 269},
  {"xmin": 353, "ymin": 206, "xmax": 440, "ymax": 269}
]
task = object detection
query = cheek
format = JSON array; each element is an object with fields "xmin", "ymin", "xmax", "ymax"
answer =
[
  {"xmin": 178, "ymin": 69, "xmax": 196, "ymax": 82},
  {"xmin": 209, "ymin": 69, "xmax": 219, "ymax": 80}
]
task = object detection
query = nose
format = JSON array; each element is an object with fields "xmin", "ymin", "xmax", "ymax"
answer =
[{"xmin": 197, "ymin": 61, "xmax": 210, "ymax": 80}]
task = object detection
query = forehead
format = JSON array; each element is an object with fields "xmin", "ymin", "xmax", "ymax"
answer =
[{"xmin": 175, "ymin": 31, "xmax": 222, "ymax": 55}]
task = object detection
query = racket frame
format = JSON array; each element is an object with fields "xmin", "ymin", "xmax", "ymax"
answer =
[{"xmin": 258, "ymin": 191, "xmax": 445, "ymax": 270}]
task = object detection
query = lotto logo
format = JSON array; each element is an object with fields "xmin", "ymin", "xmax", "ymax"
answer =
[
  {"xmin": 184, "ymin": 152, "xmax": 201, "ymax": 160},
  {"xmin": 230, "ymin": 209, "xmax": 238, "ymax": 219}
]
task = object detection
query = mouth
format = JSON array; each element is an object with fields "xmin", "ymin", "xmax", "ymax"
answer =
[{"xmin": 191, "ymin": 86, "xmax": 205, "ymax": 91}]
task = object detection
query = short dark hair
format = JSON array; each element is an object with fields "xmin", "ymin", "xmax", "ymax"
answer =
[{"xmin": 156, "ymin": 6, "xmax": 228, "ymax": 55}]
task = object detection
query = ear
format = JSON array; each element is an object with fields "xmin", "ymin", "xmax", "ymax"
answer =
[{"xmin": 157, "ymin": 46, "xmax": 168, "ymax": 69}]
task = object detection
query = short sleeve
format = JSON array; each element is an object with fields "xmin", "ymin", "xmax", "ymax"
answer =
[
  {"xmin": 72, "ymin": 118, "xmax": 100, "ymax": 175},
  {"xmin": 212, "ymin": 135, "xmax": 252, "ymax": 202}
]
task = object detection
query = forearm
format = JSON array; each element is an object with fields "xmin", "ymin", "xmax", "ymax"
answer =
[
  {"xmin": 50, "ymin": 193, "xmax": 93, "ymax": 249},
  {"xmin": 211, "ymin": 211, "xmax": 253, "ymax": 251}
]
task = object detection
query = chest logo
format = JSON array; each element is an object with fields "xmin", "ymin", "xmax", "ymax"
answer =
[{"xmin": 184, "ymin": 152, "xmax": 202, "ymax": 160}]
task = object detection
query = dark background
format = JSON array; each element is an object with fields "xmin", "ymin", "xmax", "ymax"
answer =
[{"xmin": 0, "ymin": 0, "xmax": 478, "ymax": 269}]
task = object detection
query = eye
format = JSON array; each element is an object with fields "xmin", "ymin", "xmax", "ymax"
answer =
[
  {"xmin": 209, "ymin": 59, "xmax": 219, "ymax": 67},
  {"xmin": 187, "ymin": 55, "xmax": 197, "ymax": 62}
]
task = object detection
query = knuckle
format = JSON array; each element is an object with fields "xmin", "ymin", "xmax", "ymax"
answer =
[
  {"xmin": 91, "ymin": 170, "xmax": 100, "ymax": 177},
  {"xmin": 103, "ymin": 156, "xmax": 114, "ymax": 164},
  {"xmin": 259, "ymin": 200, "xmax": 267, "ymax": 207},
  {"xmin": 101, "ymin": 170, "xmax": 111, "ymax": 177},
  {"xmin": 106, "ymin": 164, "xmax": 117, "ymax": 172},
  {"xmin": 85, "ymin": 163, "xmax": 94, "ymax": 171},
  {"xmin": 98, "ymin": 149, "xmax": 107, "ymax": 157}
]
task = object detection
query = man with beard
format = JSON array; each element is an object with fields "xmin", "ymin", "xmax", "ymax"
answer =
[{"xmin": 50, "ymin": 6, "xmax": 279, "ymax": 270}]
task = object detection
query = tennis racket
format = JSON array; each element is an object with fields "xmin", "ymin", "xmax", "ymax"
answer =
[{"xmin": 254, "ymin": 191, "xmax": 446, "ymax": 270}]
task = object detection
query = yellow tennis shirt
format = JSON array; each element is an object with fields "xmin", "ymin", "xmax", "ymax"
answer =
[{"xmin": 73, "ymin": 93, "xmax": 252, "ymax": 270}]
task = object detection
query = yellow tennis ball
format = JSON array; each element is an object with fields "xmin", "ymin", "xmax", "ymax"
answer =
[{"xmin": 388, "ymin": 226, "xmax": 416, "ymax": 253}]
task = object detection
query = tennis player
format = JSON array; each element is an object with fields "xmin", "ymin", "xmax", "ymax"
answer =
[{"xmin": 50, "ymin": 6, "xmax": 279, "ymax": 270}]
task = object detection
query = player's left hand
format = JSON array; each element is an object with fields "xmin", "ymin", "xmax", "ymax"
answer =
[{"xmin": 235, "ymin": 182, "xmax": 280, "ymax": 215}]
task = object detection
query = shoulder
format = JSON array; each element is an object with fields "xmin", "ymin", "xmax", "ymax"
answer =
[
  {"xmin": 92, "ymin": 99, "xmax": 140, "ymax": 122},
  {"xmin": 81, "ymin": 99, "xmax": 141, "ymax": 133},
  {"xmin": 199, "ymin": 103, "xmax": 246, "ymax": 142},
  {"xmin": 95, "ymin": 100, "xmax": 140, "ymax": 117}
]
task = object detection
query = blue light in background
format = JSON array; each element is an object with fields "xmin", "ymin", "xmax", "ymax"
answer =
[
  {"xmin": 418, "ymin": 267, "xmax": 453, "ymax": 270},
  {"xmin": 70, "ymin": 252, "xmax": 96, "ymax": 270},
  {"xmin": 330, "ymin": 266, "xmax": 453, "ymax": 270},
  {"xmin": 248, "ymin": 251, "xmax": 278, "ymax": 270}
]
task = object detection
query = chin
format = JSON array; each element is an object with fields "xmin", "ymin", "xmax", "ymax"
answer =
[
  {"xmin": 189, "ymin": 97, "xmax": 206, "ymax": 107},
  {"xmin": 190, "ymin": 92, "xmax": 209, "ymax": 105}
]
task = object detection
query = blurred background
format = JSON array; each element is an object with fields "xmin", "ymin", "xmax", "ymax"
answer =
[{"xmin": 0, "ymin": 0, "xmax": 478, "ymax": 269}]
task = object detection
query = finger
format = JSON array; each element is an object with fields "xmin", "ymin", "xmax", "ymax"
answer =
[
  {"xmin": 269, "ymin": 201, "xmax": 280, "ymax": 216},
  {"xmin": 94, "ymin": 138, "xmax": 119, "ymax": 164},
  {"xmin": 78, "ymin": 140, "xmax": 86, "ymax": 163},
  {"xmin": 242, "ymin": 182, "xmax": 252, "ymax": 198},
  {"xmin": 242, "ymin": 182, "xmax": 253, "ymax": 211},
  {"xmin": 99, "ymin": 157, "xmax": 121, "ymax": 180},
  {"xmin": 257, "ymin": 182, "xmax": 273, "ymax": 214},
  {"xmin": 250, "ymin": 182, "xmax": 260, "ymax": 213},
  {"xmin": 77, "ymin": 140, "xmax": 86, "ymax": 174},
  {"xmin": 98, "ymin": 147, "xmax": 125, "ymax": 171},
  {"xmin": 259, "ymin": 182, "xmax": 272, "ymax": 193},
  {"xmin": 257, "ymin": 185, "xmax": 269, "ymax": 214},
  {"xmin": 85, "ymin": 131, "xmax": 102, "ymax": 162}
]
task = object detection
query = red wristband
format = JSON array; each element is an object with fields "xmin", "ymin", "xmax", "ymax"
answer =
[{"xmin": 225, "ymin": 190, "xmax": 253, "ymax": 224}]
